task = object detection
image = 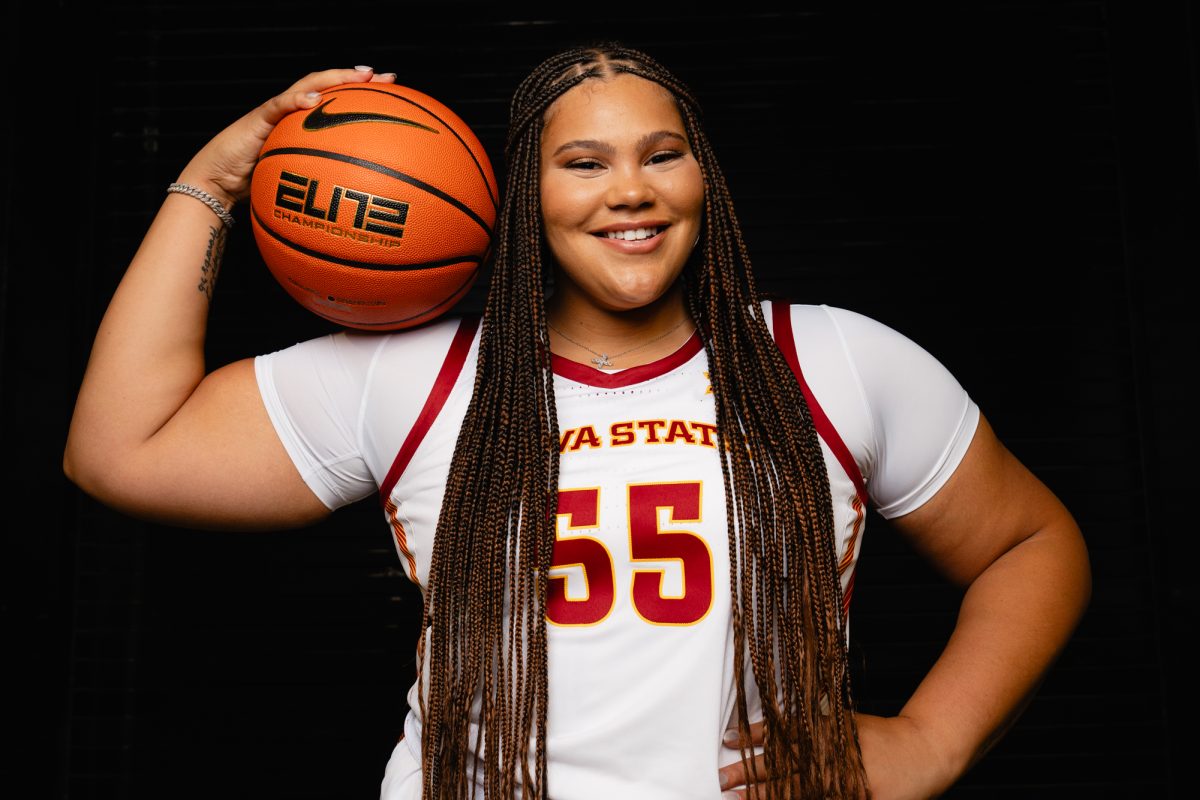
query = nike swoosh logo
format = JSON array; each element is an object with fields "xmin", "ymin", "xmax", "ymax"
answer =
[{"xmin": 303, "ymin": 99, "xmax": 439, "ymax": 134}]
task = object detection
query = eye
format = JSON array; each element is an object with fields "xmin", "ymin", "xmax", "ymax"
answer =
[
  {"xmin": 566, "ymin": 158, "xmax": 604, "ymax": 171},
  {"xmin": 647, "ymin": 150, "xmax": 684, "ymax": 165}
]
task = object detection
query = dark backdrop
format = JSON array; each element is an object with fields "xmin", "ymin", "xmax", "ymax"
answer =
[{"xmin": 4, "ymin": 2, "xmax": 1196, "ymax": 798}]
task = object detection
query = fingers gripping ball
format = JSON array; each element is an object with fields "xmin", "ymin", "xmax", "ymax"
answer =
[{"xmin": 250, "ymin": 83, "xmax": 498, "ymax": 330}]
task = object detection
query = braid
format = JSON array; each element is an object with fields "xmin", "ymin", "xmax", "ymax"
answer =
[
  {"xmin": 669, "ymin": 61, "xmax": 865, "ymax": 797},
  {"xmin": 422, "ymin": 42, "xmax": 866, "ymax": 798}
]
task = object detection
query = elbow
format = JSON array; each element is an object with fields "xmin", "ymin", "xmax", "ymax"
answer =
[
  {"xmin": 62, "ymin": 449, "xmax": 78, "ymax": 488},
  {"xmin": 63, "ymin": 434, "xmax": 101, "ymax": 499},
  {"xmin": 63, "ymin": 442, "xmax": 153, "ymax": 521},
  {"xmin": 1053, "ymin": 512, "xmax": 1093, "ymax": 632},
  {"xmin": 1076, "ymin": 525, "xmax": 1093, "ymax": 618},
  {"xmin": 62, "ymin": 432, "xmax": 85, "ymax": 489},
  {"xmin": 1065, "ymin": 509, "xmax": 1091, "ymax": 596},
  {"xmin": 62, "ymin": 428, "xmax": 119, "ymax": 504}
]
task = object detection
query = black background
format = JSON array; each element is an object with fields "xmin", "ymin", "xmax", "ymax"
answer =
[{"xmin": 3, "ymin": 1, "xmax": 1197, "ymax": 797}]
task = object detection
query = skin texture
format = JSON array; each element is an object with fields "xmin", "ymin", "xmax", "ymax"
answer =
[
  {"xmin": 718, "ymin": 414, "xmax": 1090, "ymax": 798},
  {"xmin": 540, "ymin": 74, "xmax": 703, "ymax": 368},
  {"xmin": 62, "ymin": 67, "xmax": 396, "ymax": 530},
  {"xmin": 64, "ymin": 64, "xmax": 1090, "ymax": 800}
]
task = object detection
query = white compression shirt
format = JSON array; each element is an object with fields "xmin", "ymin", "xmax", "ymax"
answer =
[{"xmin": 255, "ymin": 302, "xmax": 979, "ymax": 799}]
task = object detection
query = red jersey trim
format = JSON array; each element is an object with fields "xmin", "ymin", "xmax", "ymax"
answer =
[
  {"xmin": 551, "ymin": 331, "xmax": 704, "ymax": 388},
  {"xmin": 771, "ymin": 301, "xmax": 869, "ymax": 506},
  {"xmin": 379, "ymin": 316, "xmax": 480, "ymax": 505}
]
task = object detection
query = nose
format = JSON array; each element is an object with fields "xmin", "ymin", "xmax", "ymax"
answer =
[{"xmin": 605, "ymin": 163, "xmax": 655, "ymax": 209}]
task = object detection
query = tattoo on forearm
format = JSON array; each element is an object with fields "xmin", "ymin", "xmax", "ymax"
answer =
[{"xmin": 198, "ymin": 225, "xmax": 227, "ymax": 301}]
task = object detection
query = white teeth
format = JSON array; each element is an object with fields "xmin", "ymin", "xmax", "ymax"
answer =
[{"xmin": 603, "ymin": 227, "xmax": 660, "ymax": 241}]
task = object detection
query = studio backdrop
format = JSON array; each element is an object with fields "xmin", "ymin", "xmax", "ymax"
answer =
[{"xmin": 5, "ymin": 2, "xmax": 1195, "ymax": 798}]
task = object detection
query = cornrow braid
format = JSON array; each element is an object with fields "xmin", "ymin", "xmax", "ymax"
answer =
[{"xmin": 421, "ymin": 42, "xmax": 866, "ymax": 798}]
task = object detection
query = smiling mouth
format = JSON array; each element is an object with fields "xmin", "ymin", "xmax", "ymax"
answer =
[{"xmin": 596, "ymin": 226, "xmax": 665, "ymax": 241}]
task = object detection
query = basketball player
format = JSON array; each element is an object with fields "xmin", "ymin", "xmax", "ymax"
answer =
[{"xmin": 64, "ymin": 47, "xmax": 1090, "ymax": 799}]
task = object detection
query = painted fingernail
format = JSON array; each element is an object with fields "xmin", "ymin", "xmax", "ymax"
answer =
[
  {"xmin": 722, "ymin": 729, "xmax": 739, "ymax": 746},
  {"xmin": 719, "ymin": 770, "xmax": 730, "ymax": 789},
  {"xmin": 378, "ymin": 72, "xmax": 397, "ymax": 79},
  {"xmin": 304, "ymin": 91, "xmax": 321, "ymax": 99},
  {"xmin": 354, "ymin": 65, "xmax": 373, "ymax": 72}
]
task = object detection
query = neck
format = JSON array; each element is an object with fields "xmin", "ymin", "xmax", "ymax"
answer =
[{"xmin": 545, "ymin": 283, "xmax": 693, "ymax": 369}]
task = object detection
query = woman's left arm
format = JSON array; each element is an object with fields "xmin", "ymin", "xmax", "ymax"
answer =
[
  {"xmin": 853, "ymin": 411, "xmax": 1091, "ymax": 797},
  {"xmin": 720, "ymin": 412, "xmax": 1091, "ymax": 799}
]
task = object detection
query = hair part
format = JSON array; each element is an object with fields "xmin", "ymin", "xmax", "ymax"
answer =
[{"xmin": 421, "ymin": 42, "xmax": 867, "ymax": 798}]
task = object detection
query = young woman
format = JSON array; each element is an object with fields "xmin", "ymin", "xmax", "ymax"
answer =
[{"xmin": 64, "ymin": 45, "xmax": 1091, "ymax": 799}]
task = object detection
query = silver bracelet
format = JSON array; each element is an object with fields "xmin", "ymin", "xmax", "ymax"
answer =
[{"xmin": 166, "ymin": 182, "xmax": 236, "ymax": 229}]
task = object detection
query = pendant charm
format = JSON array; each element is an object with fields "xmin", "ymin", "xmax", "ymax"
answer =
[{"xmin": 591, "ymin": 354, "xmax": 613, "ymax": 368}]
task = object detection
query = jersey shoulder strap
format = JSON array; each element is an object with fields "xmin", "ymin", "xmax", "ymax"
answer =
[
  {"xmin": 378, "ymin": 315, "xmax": 481, "ymax": 505},
  {"xmin": 768, "ymin": 300, "xmax": 868, "ymax": 504}
]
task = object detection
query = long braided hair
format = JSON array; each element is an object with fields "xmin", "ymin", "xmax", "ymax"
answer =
[{"xmin": 420, "ymin": 43, "xmax": 867, "ymax": 798}]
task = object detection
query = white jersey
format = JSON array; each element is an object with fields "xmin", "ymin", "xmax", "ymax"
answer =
[{"xmin": 255, "ymin": 301, "xmax": 979, "ymax": 799}]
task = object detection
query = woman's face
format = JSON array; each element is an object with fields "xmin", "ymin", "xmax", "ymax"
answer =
[{"xmin": 539, "ymin": 73, "xmax": 704, "ymax": 315}]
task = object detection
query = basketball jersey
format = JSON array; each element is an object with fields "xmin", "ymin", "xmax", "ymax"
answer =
[{"xmin": 255, "ymin": 302, "xmax": 980, "ymax": 799}]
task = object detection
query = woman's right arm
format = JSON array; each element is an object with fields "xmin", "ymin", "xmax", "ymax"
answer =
[{"xmin": 63, "ymin": 66, "xmax": 394, "ymax": 531}]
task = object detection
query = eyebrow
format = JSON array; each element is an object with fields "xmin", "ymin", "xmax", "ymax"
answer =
[{"xmin": 551, "ymin": 130, "xmax": 688, "ymax": 157}]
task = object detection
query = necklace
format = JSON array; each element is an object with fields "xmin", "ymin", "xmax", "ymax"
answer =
[{"xmin": 547, "ymin": 317, "xmax": 692, "ymax": 368}]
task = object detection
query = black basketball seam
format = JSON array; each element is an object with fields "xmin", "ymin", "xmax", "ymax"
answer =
[
  {"xmin": 321, "ymin": 84, "xmax": 500, "ymax": 212},
  {"xmin": 324, "ymin": 268, "xmax": 479, "ymax": 327},
  {"xmin": 251, "ymin": 206, "xmax": 484, "ymax": 272},
  {"xmin": 302, "ymin": 99, "xmax": 440, "ymax": 133},
  {"xmin": 259, "ymin": 146, "xmax": 494, "ymax": 238}
]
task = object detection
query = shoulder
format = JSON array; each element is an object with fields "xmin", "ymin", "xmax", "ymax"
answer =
[
  {"xmin": 759, "ymin": 300, "xmax": 917, "ymax": 392},
  {"xmin": 264, "ymin": 312, "xmax": 477, "ymax": 356},
  {"xmin": 761, "ymin": 299, "xmax": 918, "ymax": 345},
  {"xmin": 251, "ymin": 314, "xmax": 481, "ymax": 508},
  {"xmin": 253, "ymin": 313, "xmax": 480, "ymax": 444},
  {"xmin": 760, "ymin": 299, "xmax": 888, "ymax": 344},
  {"xmin": 759, "ymin": 301, "xmax": 881, "ymax": 475},
  {"xmin": 256, "ymin": 314, "xmax": 478, "ymax": 380},
  {"xmin": 760, "ymin": 300, "xmax": 954, "ymax": 384},
  {"xmin": 369, "ymin": 313, "xmax": 481, "ymax": 355},
  {"xmin": 759, "ymin": 300, "xmax": 979, "ymax": 515}
]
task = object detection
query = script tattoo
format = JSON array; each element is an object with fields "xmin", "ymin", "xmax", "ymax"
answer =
[{"xmin": 198, "ymin": 224, "xmax": 227, "ymax": 302}]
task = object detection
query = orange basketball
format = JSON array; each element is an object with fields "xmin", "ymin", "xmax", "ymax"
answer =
[{"xmin": 250, "ymin": 82, "xmax": 498, "ymax": 330}]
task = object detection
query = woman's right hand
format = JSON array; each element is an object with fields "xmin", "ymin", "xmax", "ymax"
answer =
[{"xmin": 176, "ymin": 66, "xmax": 397, "ymax": 209}]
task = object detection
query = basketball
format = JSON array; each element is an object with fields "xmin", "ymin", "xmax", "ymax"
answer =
[{"xmin": 249, "ymin": 82, "xmax": 498, "ymax": 330}]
